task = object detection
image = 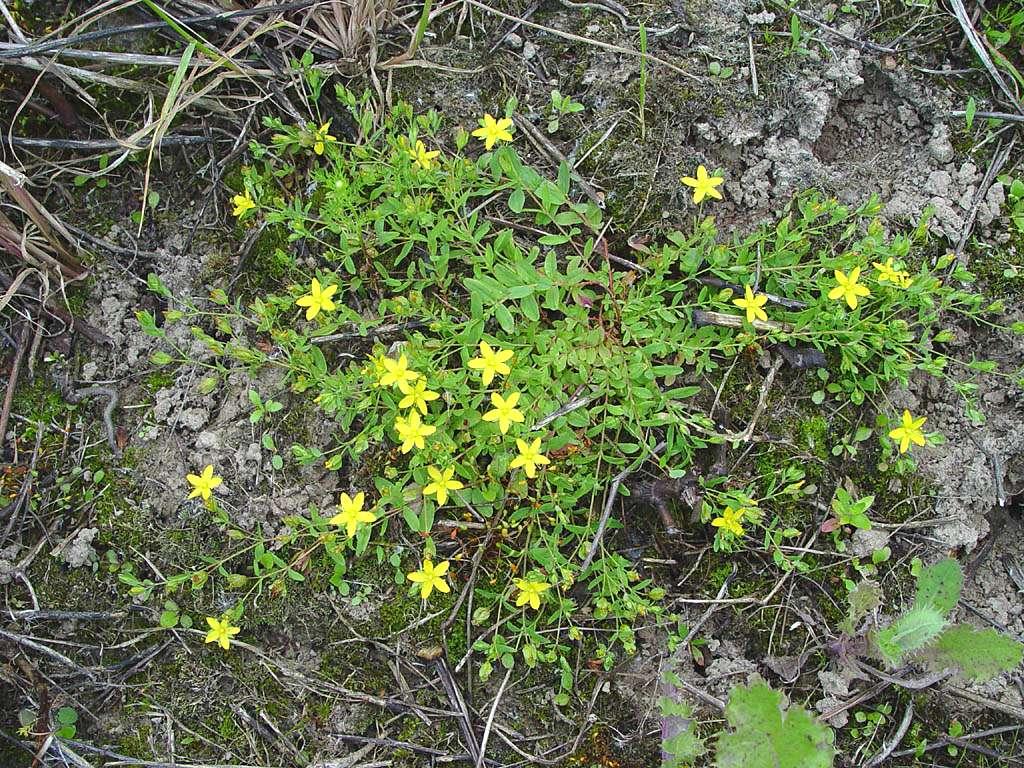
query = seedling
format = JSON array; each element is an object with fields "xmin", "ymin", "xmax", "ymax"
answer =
[
  {"xmin": 546, "ymin": 89, "xmax": 584, "ymax": 134},
  {"xmin": 831, "ymin": 558, "xmax": 1023, "ymax": 681}
]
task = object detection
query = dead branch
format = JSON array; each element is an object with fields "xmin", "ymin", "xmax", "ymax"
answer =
[
  {"xmin": 864, "ymin": 700, "xmax": 914, "ymax": 767},
  {"xmin": 692, "ymin": 309, "xmax": 793, "ymax": 333}
]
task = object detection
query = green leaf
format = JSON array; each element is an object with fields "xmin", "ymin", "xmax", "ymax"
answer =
[
  {"xmin": 520, "ymin": 292, "xmax": 540, "ymax": 321},
  {"xmin": 146, "ymin": 272, "xmax": 171, "ymax": 298},
  {"xmin": 494, "ymin": 303, "xmax": 515, "ymax": 333},
  {"xmin": 402, "ymin": 506, "xmax": 421, "ymax": 533},
  {"xmin": 920, "ymin": 624, "xmax": 1024, "ymax": 682},
  {"xmin": 875, "ymin": 604, "xmax": 946, "ymax": 667},
  {"xmin": 557, "ymin": 161, "xmax": 570, "ymax": 196},
  {"xmin": 913, "ymin": 558, "xmax": 962, "ymax": 616},
  {"xmin": 56, "ymin": 708, "xmax": 78, "ymax": 726},
  {"xmin": 965, "ymin": 96, "xmax": 976, "ymax": 130},
  {"xmin": 846, "ymin": 579, "xmax": 881, "ymax": 629},
  {"xmin": 716, "ymin": 679, "xmax": 835, "ymax": 768},
  {"xmin": 508, "ymin": 188, "xmax": 525, "ymax": 213}
]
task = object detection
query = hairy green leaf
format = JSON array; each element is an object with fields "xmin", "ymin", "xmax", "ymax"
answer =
[
  {"xmin": 875, "ymin": 605, "xmax": 946, "ymax": 667},
  {"xmin": 920, "ymin": 624, "xmax": 1024, "ymax": 682},
  {"xmin": 846, "ymin": 579, "xmax": 881, "ymax": 631},
  {"xmin": 914, "ymin": 558, "xmax": 962, "ymax": 616},
  {"xmin": 716, "ymin": 680, "xmax": 834, "ymax": 768}
]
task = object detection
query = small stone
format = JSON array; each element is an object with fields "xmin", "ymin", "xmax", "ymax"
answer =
[{"xmin": 522, "ymin": 41, "xmax": 537, "ymax": 60}]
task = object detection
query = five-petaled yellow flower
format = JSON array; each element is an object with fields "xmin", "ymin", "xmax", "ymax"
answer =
[
  {"xmin": 733, "ymin": 285, "xmax": 769, "ymax": 324},
  {"xmin": 295, "ymin": 278, "xmax": 338, "ymax": 321},
  {"xmin": 398, "ymin": 377, "xmax": 440, "ymax": 414},
  {"xmin": 232, "ymin": 191, "xmax": 256, "ymax": 218},
  {"xmin": 873, "ymin": 258, "xmax": 912, "ymax": 288},
  {"xmin": 422, "ymin": 466, "xmax": 464, "ymax": 506},
  {"xmin": 379, "ymin": 354, "xmax": 419, "ymax": 390},
  {"xmin": 187, "ymin": 465, "xmax": 222, "ymax": 501},
  {"xmin": 513, "ymin": 578, "xmax": 551, "ymax": 610},
  {"xmin": 711, "ymin": 506, "xmax": 745, "ymax": 537},
  {"xmin": 394, "ymin": 411, "xmax": 436, "ymax": 453},
  {"xmin": 510, "ymin": 438, "xmax": 550, "ymax": 479},
  {"xmin": 204, "ymin": 616, "xmax": 240, "ymax": 650},
  {"xmin": 828, "ymin": 267, "xmax": 871, "ymax": 310},
  {"xmin": 411, "ymin": 140, "xmax": 440, "ymax": 170},
  {"xmin": 329, "ymin": 491, "xmax": 375, "ymax": 537},
  {"xmin": 888, "ymin": 409, "xmax": 927, "ymax": 454},
  {"xmin": 407, "ymin": 558, "xmax": 451, "ymax": 599},
  {"xmin": 681, "ymin": 165, "xmax": 724, "ymax": 203},
  {"xmin": 483, "ymin": 391, "xmax": 525, "ymax": 434},
  {"xmin": 312, "ymin": 121, "xmax": 336, "ymax": 155},
  {"xmin": 467, "ymin": 341, "xmax": 513, "ymax": 386},
  {"xmin": 471, "ymin": 113, "xmax": 514, "ymax": 150}
]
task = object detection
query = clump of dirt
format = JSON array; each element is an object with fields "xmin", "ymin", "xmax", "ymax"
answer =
[{"xmin": 54, "ymin": 527, "xmax": 99, "ymax": 568}]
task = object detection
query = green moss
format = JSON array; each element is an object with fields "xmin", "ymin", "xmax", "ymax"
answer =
[
  {"xmin": 145, "ymin": 371, "xmax": 177, "ymax": 393},
  {"xmin": 967, "ymin": 236, "xmax": 1024, "ymax": 300},
  {"xmin": 798, "ymin": 414, "xmax": 830, "ymax": 460},
  {"xmin": 117, "ymin": 722, "xmax": 154, "ymax": 757},
  {"xmin": 232, "ymin": 224, "xmax": 295, "ymax": 298}
]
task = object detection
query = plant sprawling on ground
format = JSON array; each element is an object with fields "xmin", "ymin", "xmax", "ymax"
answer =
[{"xmin": 129, "ymin": 84, "xmax": 1021, "ymax": 695}]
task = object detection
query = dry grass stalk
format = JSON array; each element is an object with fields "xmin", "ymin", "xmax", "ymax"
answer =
[{"xmin": 0, "ymin": 161, "xmax": 84, "ymax": 281}]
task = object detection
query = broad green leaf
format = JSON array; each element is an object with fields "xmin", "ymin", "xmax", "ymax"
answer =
[
  {"xmin": 914, "ymin": 558, "xmax": 962, "ymax": 616},
  {"xmin": 716, "ymin": 680, "xmax": 834, "ymax": 768},
  {"xmin": 920, "ymin": 624, "xmax": 1024, "ymax": 681}
]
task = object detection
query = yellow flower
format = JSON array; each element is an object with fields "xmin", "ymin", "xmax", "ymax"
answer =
[
  {"xmin": 328, "ymin": 492, "xmax": 375, "ymax": 537},
  {"xmin": 711, "ymin": 506, "xmax": 745, "ymax": 537},
  {"xmin": 232, "ymin": 191, "xmax": 256, "ymax": 218},
  {"xmin": 471, "ymin": 113, "xmax": 514, "ymax": 150},
  {"xmin": 510, "ymin": 438, "xmax": 550, "ymax": 479},
  {"xmin": 467, "ymin": 341, "xmax": 513, "ymax": 386},
  {"xmin": 187, "ymin": 465, "xmax": 222, "ymax": 501},
  {"xmin": 312, "ymin": 121, "xmax": 336, "ymax": 155},
  {"xmin": 398, "ymin": 377, "xmax": 440, "ymax": 414},
  {"xmin": 888, "ymin": 409, "xmax": 927, "ymax": 454},
  {"xmin": 681, "ymin": 165, "xmax": 724, "ymax": 203},
  {"xmin": 482, "ymin": 391, "xmax": 525, "ymax": 434},
  {"xmin": 873, "ymin": 258, "xmax": 912, "ymax": 288},
  {"xmin": 732, "ymin": 285, "xmax": 769, "ymax": 323},
  {"xmin": 422, "ymin": 466, "xmax": 464, "ymax": 506},
  {"xmin": 295, "ymin": 277, "xmax": 338, "ymax": 321},
  {"xmin": 411, "ymin": 140, "xmax": 440, "ymax": 170},
  {"xmin": 204, "ymin": 616, "xmax": 240, "ymax": 650},
  {"xmin": 379, "ymin": 354, "xmax": 419, "ymax": 390},
  {"xmin": 394, "ymin": 411, "xmax": 436, "ymax": 453},
  {"xmin": 827, "ymin": 267, "xmax": 871, "ymax": 310},
  {"xmin": 513, "ymin": 578, "xmax": 551, "ymax": 610},
  {"xmin": 407, "ymin": 558, "xmax": 451, "ymax": 599}
]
